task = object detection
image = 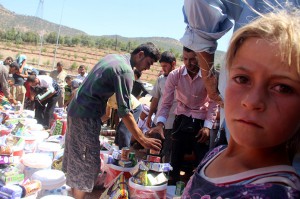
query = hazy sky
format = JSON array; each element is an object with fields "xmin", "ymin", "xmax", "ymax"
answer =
[{"xmin": 0, "ymin": 0, "xmax": 232, "ymax": 52}]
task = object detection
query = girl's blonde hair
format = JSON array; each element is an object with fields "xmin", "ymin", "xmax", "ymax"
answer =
[
  {"xmin": 226, "ymin": 9, "xmax": 300, "ymax": 75},
  {"xmin": 226, "ymin": 9, "xmax": 300, "ymax": 161}
]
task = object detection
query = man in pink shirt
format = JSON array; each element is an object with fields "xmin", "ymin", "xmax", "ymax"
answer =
[{"xmin": 150, "ymin": 47, "xmax": 218, "ymax": 184}]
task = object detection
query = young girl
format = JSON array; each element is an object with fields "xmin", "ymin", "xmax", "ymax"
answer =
[{"xmin": 182, "ymin": 10, "xmax": 300, "ymax": 198}]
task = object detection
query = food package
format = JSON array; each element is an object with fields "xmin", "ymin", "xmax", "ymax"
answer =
[
  {"xmin": 146, "ymin": 172, "xmax": 168, "ymax": 186},
  {"xmin": 100, "ymin": 172, "xmax": 129, "ymax": 199},
  {"xmin": 0, "ymin": 184, "xmax": 23, "ymax": 199},
  {"xmin": 0, "ymin": 165, "xmax": 24, "ymax": 185}
]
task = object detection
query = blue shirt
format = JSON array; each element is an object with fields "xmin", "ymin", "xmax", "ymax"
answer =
[{"xmin": 180, "ymin": 0, "xmax": 300, "ymax": 53}]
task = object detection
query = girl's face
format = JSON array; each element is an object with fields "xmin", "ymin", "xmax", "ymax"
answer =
[{"xmin": 225, "ymin": 37, "xmax": 300, "ymax": 149}]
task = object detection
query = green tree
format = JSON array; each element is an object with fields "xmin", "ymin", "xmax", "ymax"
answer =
[
  {"xmin": 15, "ymin": 32, "xmax": 23, "ymax": 44},
  {"xmin": 64, "ymin": 36, "xmax": 72, "ymax": 46},
  {"xmin": 80, "ymin": 35, "xmax": 94, "ymax": 47},
  {"xmin": 71, "ymin": 36, "xmax": 81, "ymax": 46},
  {"xmin": 5, "ymin": 28, "xmax": 17, "ymax": 41},
  {"xmin": 22, "ymin": 31, "xmax": 38, "ymax": 44},
  {"xmin": 45, "ymin": 32, "xmax": 57, "ymax": 44}
]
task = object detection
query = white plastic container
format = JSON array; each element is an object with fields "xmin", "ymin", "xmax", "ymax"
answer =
[
  {"xmin": 40, "ymin": 195, "xmax": 74, "ymax": 199},
  {"xmin": 29, "ymin": 130, "xmax": 49, "ymax": 143},
  {"xmin": 21, "ymin": 153, "xmax": 52, "ymax": 179},
  {"xmin": 31, "ymin": 169, "xmax": 66, "ymax": 190},
  {"xmin": 27, "ymin": 123, "xmax": 44, "ymax": 131},
  {"xmin": 37, "ymin": 142, "xmax": 61, "ymax": 159}
]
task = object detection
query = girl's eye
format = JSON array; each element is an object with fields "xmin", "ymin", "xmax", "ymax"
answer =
[
  {"xmin": 273, "ymin": 84, "xmax": 293, "ymax": 94},
  {"xmin": 233, "ymin": 76, "xmax": 249, "ymax": 84}
]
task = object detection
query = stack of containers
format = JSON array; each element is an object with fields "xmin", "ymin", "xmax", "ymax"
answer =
[
  {"xmin": 101, "ymin": 141, "xmax": 137, "ymax": 188},
  {"xmin": 0, "ymin": 103, "xmax": 69, "ymax": 198},
  {"xmin": 31, "ymin": 169, "xmax": 68, "ymax": 197}
]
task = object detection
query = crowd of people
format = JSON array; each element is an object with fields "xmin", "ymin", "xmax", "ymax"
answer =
[
  {"xmin": 0, "ymin": 56, "xmax": 88, "ymax": 129},
  {"xmin": 1, "ymin": 1, "xmax": 300, "ymax": 199}
]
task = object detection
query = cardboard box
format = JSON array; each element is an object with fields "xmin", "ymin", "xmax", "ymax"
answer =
[{"xmin": 1, "ymin": 173, "xmax": 24, "ymax": 185}]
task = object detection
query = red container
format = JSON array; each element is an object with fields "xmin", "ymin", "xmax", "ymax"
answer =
[
  {"xmin": 128, "ymin": 177, "xmax": 167, "ymax": 199},
  {"xmin": 61, "ymin": 119, "xmax": 67, "ymax": 135},
  {"xmin": 104, "ymin": 164, "xmax": 132, "ymax": 188}
]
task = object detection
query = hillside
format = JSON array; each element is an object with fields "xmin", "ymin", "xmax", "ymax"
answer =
[{"xmin": 0, "ymin": 5, "xmax": 86, "ymax": 36}]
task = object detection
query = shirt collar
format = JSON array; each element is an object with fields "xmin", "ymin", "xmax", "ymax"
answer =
[{"xmin": 182, "ymin": 66, "xmax": 202, "ymax": 77}]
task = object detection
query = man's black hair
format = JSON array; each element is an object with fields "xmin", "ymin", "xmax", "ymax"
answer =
[
  {"xmin": 131, "ymin": 42, "xmax": 161, "ymax": 62},
  {"xmin": 9, "ymin": 62, "xmax": 20, "ymax": 70},
  {"xmin": 159, "ymin": 51, "xmax": 176, "ymax": 64},
  {"xmin": 27, "ymin": 75, "xmax": 37, "ymax": 83}
]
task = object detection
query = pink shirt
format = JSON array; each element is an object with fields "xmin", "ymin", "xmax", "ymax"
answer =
[{"xmin": 157, "ymin": 66, "xmax": 218, "ymax": 129}]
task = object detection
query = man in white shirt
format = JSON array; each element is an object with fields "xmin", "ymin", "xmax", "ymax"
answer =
[
  {"xmin": 27, "ymin": 75, "xmax": 61, "ymax": 129},
  {"xmin": 50, "ymin": 62, "xmax": 67, "ymax": 108},
  {"xmin": 76, "ymin": 65, "xmax": 88, "ymax": 81}
]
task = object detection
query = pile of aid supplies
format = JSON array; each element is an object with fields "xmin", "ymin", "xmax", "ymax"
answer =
[
  {"xmin": 0, "ymin": 95, "xmax": 71, "ymax": 199},
  {"xmin": 99, "ymin": 139, "xmax": 174, "ymax": 199}
]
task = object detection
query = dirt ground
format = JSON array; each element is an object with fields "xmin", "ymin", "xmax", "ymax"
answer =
[{"xmin": 0, "ymin": 42, "xmax": 183, "ymax": 84}]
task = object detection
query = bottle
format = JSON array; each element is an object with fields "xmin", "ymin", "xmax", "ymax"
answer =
[{"xmin": 129, "ymin": 152, "xmax": 137, "ymax": 166}]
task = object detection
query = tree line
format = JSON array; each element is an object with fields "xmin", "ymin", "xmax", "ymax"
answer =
[{"xmin": 0, "ymin": 28, "xmax": 182, "ymax": 58}]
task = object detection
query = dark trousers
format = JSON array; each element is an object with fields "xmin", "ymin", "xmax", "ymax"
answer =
[
  {"xmin": 35, "ymin": 94, "xmax": 59, "ymax": 128},
  {"xmin": 170, "ymin": 115, "xmax": 209, "ymax": 184}
]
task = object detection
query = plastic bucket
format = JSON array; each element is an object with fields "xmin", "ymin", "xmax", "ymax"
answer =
[
  {"xmin": 40, "ymin": 195, "xmax": 74, "ymax": 199},
  {"xmin": 39, "ymin": 185, "xmax": 68, "ymax": 197},
  {"xmin": 21, "ymin": 153, "xmax": 52, "ymax": 179},
  {"xmin": 128, "ymin": 177, "xmax": 167, "ymax": 199},
  {"xmin": 29, "ymin": 130, "xmax": 49, "ymax": 144},
  {"xmin": 104, "ymin": 164, "xmax": 132, "ymax": 188},
  {"xmin": 31, "ymin": 169, "xmax": 66, "ymax": 190},
  {"xmin": 100, "ymin": 150, "xmax": 109, "ymax": 172},
  {"xmin": 37, "ymin": 142, "xmax": 61, "ymax": 159}
]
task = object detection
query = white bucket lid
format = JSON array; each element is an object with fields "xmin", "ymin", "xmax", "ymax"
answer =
[
  {"xmin": 21, "ymin": 153, "xmax": 52, "ymax": 168},
  {"xmin": 38, "ymin": 142, "xmax": 61, "ymax": 152},
  {"xmin": 128, "ymin": 177, "xmax": 167, "ymax": 191},
  {"xmin": 28, "ymin": 123, "xmax": 44, "ymax": 131},
  {"xmin": 108, "ymin": 163, "xmax": 133, "ymax": 172},
  {"xmin": 40, "ymin": 196, "xmax": 74, "ymax": 199},
  {"xmin": 29, "ymin": 130, "xmax": 49, "ymax": 141},
  {"xmin": 21, "ymin": 118, "xmax": 37, "ymax": 125},
  {"xmin": 31, "ymin": 169, "xmax": 66, "ymax": 190}
]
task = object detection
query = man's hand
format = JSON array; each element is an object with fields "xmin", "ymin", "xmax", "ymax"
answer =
[
  {"xmin": 139, "ymin": 136, "xmax": 162, "ymax": 151},
  {"xmin": 8, "ymin": 98, "xmax": 17, "ymax": 105},
  {"xmin": 122, "ymin": 113, "xmax": 162, "ymax": 151},
  {"xmin": 195, "ymin": 127, "xmax": 210, "ymax": 143},
  {"xmin": 148, "ymin": 122, "xmax": 165, "ymax": 140}
]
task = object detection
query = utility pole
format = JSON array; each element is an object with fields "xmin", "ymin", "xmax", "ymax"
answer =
[
  {"xmin": 35, "ymin": 0, "xmax": 44, "ymax": 68},
  {"xmin": 53, "ymin": 0, "xmax": 66, "ymax": 70}
]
